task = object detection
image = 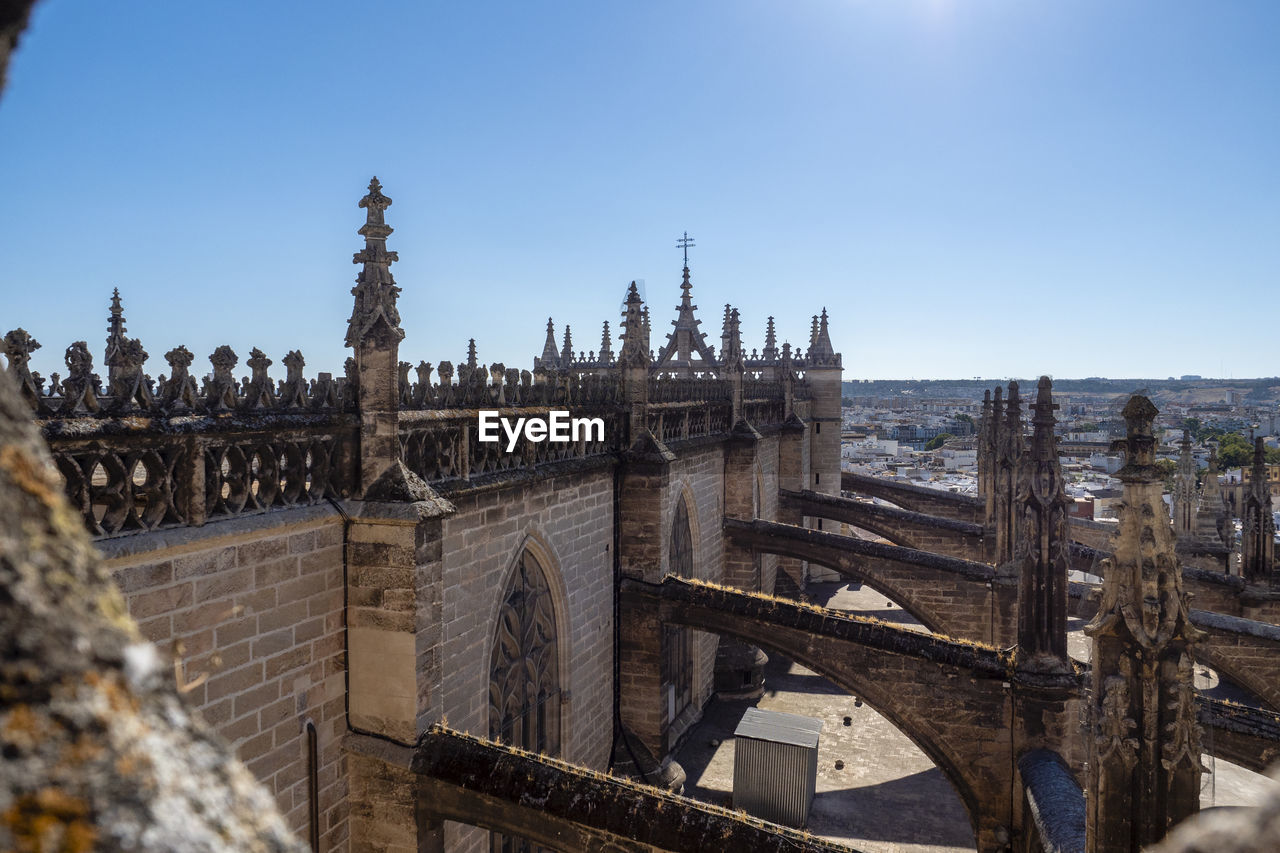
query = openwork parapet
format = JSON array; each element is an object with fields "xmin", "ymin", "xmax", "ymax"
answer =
[{"xmin": 43, "ymin": 414, "xmax": 357, "ymax": 538}]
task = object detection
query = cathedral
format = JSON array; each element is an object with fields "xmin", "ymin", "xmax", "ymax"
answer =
[
  {"xmin": 2, "ymin": 8, "xmax": 1279, "ymax": 851},
  {"xmin": 5, "ymin": 177, "xmax": 1280, "ymax": 853}
]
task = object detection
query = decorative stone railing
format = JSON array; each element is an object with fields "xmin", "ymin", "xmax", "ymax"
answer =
[
  {"xmin": 646, "ymin": 401, "xmax": 733, "ymax": 445},
  {"xmin": 399, "ymin": 407, "xmax": 625, "ymax": 485},
  {"xmin": 42, "ymin": 412, "xmax": 357, "ymax": 538},
  {"xmin": 396, "ymin": 362, "xmax": 623, "ymax": 410},
  {"xmin": 18, "ymin": 333, "xmax": 801, "ymax": 538}
]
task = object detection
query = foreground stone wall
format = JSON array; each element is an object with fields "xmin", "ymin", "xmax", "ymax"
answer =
[{"xmin": 100, "ymin": 506, "xmax": 349, "ymax": 850}]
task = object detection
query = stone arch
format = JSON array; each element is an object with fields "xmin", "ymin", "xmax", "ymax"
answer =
[
  {"xmin": 648, "ymin": 590, "xmax": 999, "ymax": 847},
  {"xmin": 486, "ymin": 531, "xmax": 572, "ymax": 758}
]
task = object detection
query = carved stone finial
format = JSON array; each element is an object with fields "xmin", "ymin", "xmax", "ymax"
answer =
[
  {"xmin": 3, "ymin": 328, "xmax": 44, "ymax": 407},
  {"xmin": 239, "ymin": 347, "xmax": 275, "ymax": 410},
  {"xmin": 59, "ymin": 341, "xmax": 101, "ymax": 415},
  {"xmin": 467, "ymin": 339, "xmax": 479, "ymax": 371},
  {"xmin": 618, "ymin": 282, "xmax": 650, "ymax": 368},
  {"xmin": 160, "ymin": 345, "xmax": 199, "ymax": 410},
  {"xmin": 346, "ymin": 177, "xmax": 404, "ymax": 349},
  {"xmin": 205, "ymin": 345, "xmax": 239, "ymax": 412}
]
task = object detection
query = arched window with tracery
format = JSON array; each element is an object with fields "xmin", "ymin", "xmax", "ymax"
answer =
[
  {"xmin": 489, "ymin": 548, "xmax": 561, "ymax": 852},
  {"xmin": 664, "ymin": 495, "xmax": 695, "ymax": 724},
  {"xmin": 489, "ymin": 548, "xmax": 560, "ymax": 754}
]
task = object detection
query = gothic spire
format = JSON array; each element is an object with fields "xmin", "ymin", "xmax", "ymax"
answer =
[
  {"xmin": 618, "ymin": 282, "xmax": 650, "ymax": 367},
  {"xmin": 105, "ymin": 288, "xmax": 126, "ymax": 363},
  {"xmin": 994, "ymin": 382, "xmax": 1024, "ymax": 564},
  {"xmin": 807, "ymin": 307, "xmax": 838, "ymax": 365},
  {"xmin": 1194, "ymin": 444, "xmax": 1228, "ymax": 547},
  {"xmin": 762, "ymin": 317, "xmax": 778, "ymax": 361},
  {"xmin": 560, "ymin": 325, "xmax": 574, "ymax": 367},
  {"xmin": 1173, "ymin": 429, "xmax": 1197, "ymax": 537},
  {"xmin": 539, "ymin": 318, "xmax": 560, "ymax": 368},
  {"xmin": 1014, "ymin": 376, "xmax": 1070, "ymax": 672},
  {"xmin": 723, "ymin": 307, "xmax": 744, "ymax": 372},
  {"xmin": 653, "ymin": 262, "xmax": 715, "ymax": 370},
  {"xmin": 345, "ymin": 177, "xmax": 404, "ymax": 348},
  {"xmin": 598, "ymin": 321, "xmax": 614, "ymax": 363},
  {"xmin": 1241, "ymin": 437, "xmax": 1275, "ymax": 585}
]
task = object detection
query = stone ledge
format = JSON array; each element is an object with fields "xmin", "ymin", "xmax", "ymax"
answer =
[{"xmin": 97, "ymin": 502, "xmax": 342, "ymax": 565}]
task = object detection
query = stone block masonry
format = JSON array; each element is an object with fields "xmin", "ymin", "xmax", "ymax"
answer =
[{"xmin": 101, "ymin": 504, "xmax": 350, "ymax": 851}]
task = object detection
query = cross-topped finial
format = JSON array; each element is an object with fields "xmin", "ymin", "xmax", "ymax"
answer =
[{"xmin": 676, "ymin": 231, "xmax": 695, "ymax": 268}]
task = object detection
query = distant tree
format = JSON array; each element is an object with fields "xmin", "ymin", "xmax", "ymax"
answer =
[
  {"xmin": 1216, "ymin": 433, "xmax": 1255, "ymax": 469},
  {"xmin": 1154, "ymin": 458, "xmax": 1179, "ymax": 490},
  {"xmin": 1074, "ymin": 422, "xmax": 1099, "ymax": 433},
  {"xmin": 925, "ymin": 433, "xmax": 954, "ymax": 451},
  {"xmin": 1182, "ymin": 417, "xmax": 1202, "ymax": 440},
  {"xmin": 955, "ymin": 413, "xmax": 973, "ymax": 425},
  {"xmin": 1266, "ymin": 447, "xmax": 1280, "ymax": 466}
]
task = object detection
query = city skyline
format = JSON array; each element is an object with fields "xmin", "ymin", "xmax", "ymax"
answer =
[{"xmin": 2, "ymin": 1, "xmax": 1277, "ymax": 381}]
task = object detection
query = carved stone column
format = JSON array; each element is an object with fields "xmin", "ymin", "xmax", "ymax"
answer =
[{"xmin": 1084, "ymin": 396, "xmax": 1204, "ymax": 853}]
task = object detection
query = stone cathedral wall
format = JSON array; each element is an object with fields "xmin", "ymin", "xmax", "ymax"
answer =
[{"xmin": 100, "ymin": 506, "xmax": 351, "ymax": 850}]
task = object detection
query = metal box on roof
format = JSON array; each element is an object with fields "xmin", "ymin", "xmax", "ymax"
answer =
[{"xmin": 732, "ymin": 707, "xmax": 822, "ymax": 827}]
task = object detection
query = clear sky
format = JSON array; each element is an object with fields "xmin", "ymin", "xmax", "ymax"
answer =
[{"xmin": 2, "ymin": 1, "xmax": 1278, "ymax": 382}]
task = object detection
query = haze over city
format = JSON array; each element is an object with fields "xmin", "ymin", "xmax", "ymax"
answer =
[{"xmin": 2, "ymin": 1, "xmax": 1277, "ymax": 380}]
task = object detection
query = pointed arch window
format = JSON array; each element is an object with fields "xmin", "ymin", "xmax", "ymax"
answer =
[
  {"xmin": 664, "ymin": 496, "xmax": 695, "ymax": 722},
  {"xmin": 489, "ymin": 549, "xmax": 561, "ymax": 756},
  {"xmin": 489, "ymin": 549, "xmax": 561, "ymax": 853}
]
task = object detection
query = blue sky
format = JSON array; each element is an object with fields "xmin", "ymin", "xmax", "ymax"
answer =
[{"xmin": 2, "ymin": 1, "xmax": 1278, "ymax": 382}]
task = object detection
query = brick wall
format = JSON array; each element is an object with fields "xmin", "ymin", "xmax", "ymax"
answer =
[{"xmin": 102, "ymin": 504, "xmax": 349, "ymax": 851}]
